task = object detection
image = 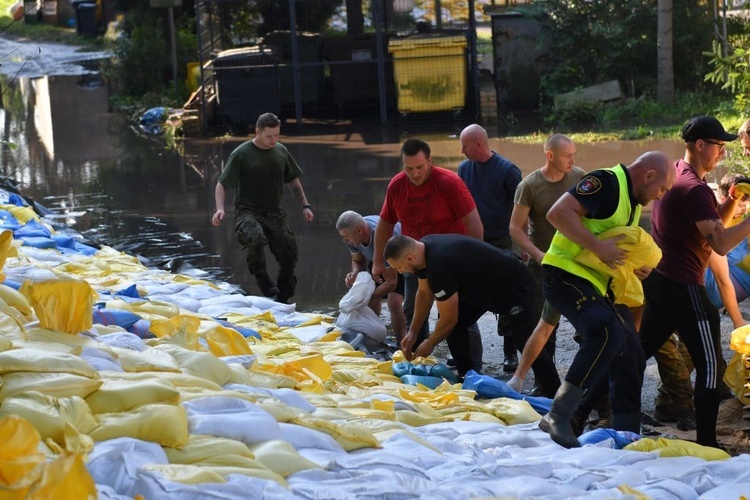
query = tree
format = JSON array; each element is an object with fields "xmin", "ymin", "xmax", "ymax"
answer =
[{"xmin": 657, "ymin": 0, "xmax": 675, "ymax": 103}]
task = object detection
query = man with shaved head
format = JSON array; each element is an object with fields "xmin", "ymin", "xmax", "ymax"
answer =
[
  {"xmin": 459, "ymin": 123, "xmax": 522, "ymax": 373},
  {"xmin": 538, "ymin": 151, "xmax": 675, "ymax": 448}
]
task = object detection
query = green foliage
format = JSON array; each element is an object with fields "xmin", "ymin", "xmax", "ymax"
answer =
[
  {"xmin": 705, "ymin": 16, "xmax": 750, "ymax": 115},
  {"xmin": 106, "ymin": 7, "xmax": 196, "ymax": 101},
  {"xmin": 525, "ymin": 0, "xmax": 713, "ymax": 108}
]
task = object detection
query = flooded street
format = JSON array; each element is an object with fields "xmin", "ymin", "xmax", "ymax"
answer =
[{"xmin": 2, "ymin": 71, "xmax": 707, "ymax": 313}]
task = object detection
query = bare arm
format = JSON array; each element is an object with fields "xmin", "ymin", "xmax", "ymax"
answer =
[
  {"xmin": 708, "ymin": 251, "xmax": 746, "ymax": 328},
  {"xmin": 372, "ymin": 266, "xmax": 398, "ymax": 299},
  {"xmin": 212, "ymin": 182, "xmax": 226, "ymax": 226},
  {"xmin": 345, "ymin": 252, "xmax": 368, "ymax": 287},
  {"xmin": 509, "ymin": 203, "xmax": 544, "ymax": 264},
  {"xmin": 286, "ymin": 178, "xmax": 314, "ymax": 222},
  {"xmin": 372, "ymin": 218, "xmax": 395, "ymax": 283},
  {"xmin": 400, "ymin": 278, "xmax": 434, "ymax": 359},
  {"xmin": 413, "ymin": 293, "xmax": 459, "ymax": 360},
  {"xmin": 462, "ymin": 208, "xmax": 484, "ymax": 241},
  {"xmin": 512, "ymin": 318, "xmax": 556, "ymax": 382},
  {"xmin": 547, "ymin": 193, "xmax": 626, "ymax": 266},
  {"xmin": 696, "ymin": 216, "xmax": 750, "ymax": 256}
]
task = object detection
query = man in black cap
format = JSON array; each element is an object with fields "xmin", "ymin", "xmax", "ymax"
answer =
[{"xmin": 640, "ymin": 115, "xmax": 749, "ymax": 449}]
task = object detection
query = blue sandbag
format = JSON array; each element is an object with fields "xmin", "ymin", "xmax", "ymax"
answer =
[
  {"xmin": 391, "ymin": 361, "xmax": 458, "ymax": 383},
  {"xmin": 400, "ymin": 374, "xmax": 444, "ymax": 389},
  {"xmin": 6, "ymin": 193, "xmax": 25, "ymax": 206},
  {"xmin": 73, "ymin": 241, "xmax": 98, "ymax": 255},
  {"xmin": 92, "ymin": 305, "xmax": 142, "ymax": 329},
  {"xmin": 215, "ymin": 319, "xmax": 261, "ymax": 340},
  {"xmin": 127, "ymin": 318, "xmax": 153, "ymax": 339},
  {"xmin": 578, "ymin": 428, "xmax": 641, "ymax": 449},
  {"xmin": 19, "ymin": 236, "xmax": 57, "ymax": 249},
  {"xmin": 2, "ymin": 279, "xmax": 21, "ymax": 290},
  {"xmin": 392, "ymin": 361, "xmax": 412, "ymax": 378},
  {"xmin": 52, "ymin": 234, "xmax": 75, "ymax": 248},
  {"xmin": 462, "ymin": 370, "xmax": 552, "ymax": 415},
  {"xmin": 14, "ymin": 220, "xmax": 51, "ymax": 238},
  {"xmin": 427, "ymin": 364, "xmax": 458, "ymax": 383},
  {"xmin": 115, "ymin": 284, "xmax": 141, "ymax": 298}
]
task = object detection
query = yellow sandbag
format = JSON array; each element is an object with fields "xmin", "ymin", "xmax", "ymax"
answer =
[
  {"xmin": 154, "ymin": 344, "xmax": 235, "ymax": 386},
  {"xmin": 456, "ymin": 411, "xmax": 506, "ymax": 424},
  {"xmin": 25, "ymin": 452, "xmax": 97, "ymax": 500},
  {"xmin": 0, "ymin": 347, "xmax": 97, "ymax": 378},
  {"xmin": 276, "ymin": 354, "xmax": 332, "ymax": 382},
  {"xmin": 0, "ymin": 229, "xmax": 13, "ymax": 281},
  {"xmin": 243, "ymin": 369, "xmax": 298, "ymax": 389},
  {"xmin": 478, "ymin": 398, "xmax": 542, "ymax": 425},
  {"xmin": 254, "ymin": 398, "xmax": 310, "ymax": 422},
  {"xmin": 0, "ymin": 299, "xmax": 28, "ymax": 339},
  {"xmin": 248, "ymin": 440, "xmax": 321, "ymax": 477},
  {"xmin": 289, "ymin": 417, "xmax": 381, "ymax": 451},
  {"xmin": 0, "ymin": 415, "xmax": 45, "ymax": 486},
  {"xmin": 205, "ymin": 324, "xmax": 253, "ymax": 357},
  {"xmin": 372, "ymin": 428, "xmax": 443, "ymax": 454},
  {"xmin": 25, "ymin": 327, "xmax": 114, "ymax": 356},
  {"xmin": 142, "ymin": 463, "xmax": 287, "ymax": 487},
  {"xmin": 111, "ymin": 346, "xmax": 181, "ymax": 373},
  {"xmin": 574, "ymin": 226, "xmax": 662, "ymax": 307},
  {"xmin": 624, "ymin": 437, "xmax": 730, "ymax": 461},
  {"xmin": 730, "ymin": 324, "xmax": 750, "ymax": 355},
  {"xmin": 723, "ymin": 352, "xmax": 750, "ymax": 405},
  {"xmin": 90, "ymin": 403, "xmax": 189, "ymax": 448},
  {"xmin": 0, "ymin": 284, "xmax": 31, "ymax": 317},
  {"xmin": 5, "ymin": 205, "xmax": 39, "ymax": 224},
  {"xmin": 164, "ymin": 435, "xmax": 254, "ymax": 464},
  {"xmin": 397, "ymin": 387, "xmax": 460, "ymax": 408},
  {"xmin": 84, "ymin": 377, "xmax": 180, "ymax": 414},
  {"xmin": 0, "ymin": 371, "xmax": 102, "ymax": 401},
  {"xmin": 0, "ymin": 392, "xmax": 97, "ymax": 446},
  {"xmin": 20, "ymin": 279, "xmax": 94, "ymax": 334},
  {"xmin": 150, "ymin": 314, "xmax": 200, "ymax": 339},
  {"xmin": 130, "ymin": 300, "xmax": 180, "ymax": 320},
  {"xmin": 0, "ymin": 336, "xmax": 11, "ymax": 352},
  {"xmin": 103, "ymin": 370, "xmax": 224, "ymax": 392},
  {"xmin": 395, "ymin": 409, "xmax": 452, "ymax": 427}
]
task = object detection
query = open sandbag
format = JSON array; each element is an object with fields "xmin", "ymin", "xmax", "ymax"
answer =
[
  {"xmin": 247, "ymin": 439, "xmax": 321, "ymax": 477},
  {"xmin": 90, "ymin": 403, "xmax": 189, "ymax": 448},
  {"xmin": 0, "ymin": 347, "xmax": 98, "ymax": 378},
  {"xmin": 0, "ymin": 391, "xmax": 97, "ymax": 445},
  {"xmin": 0, "ymin": 371, "xmax": 102, "ymax": 401},
  {"xmin": 20, "ymin": 279, "xmax": 94, "ymax": 334},
  {"xmin": 154, "ymin": 344, "xmax": 236, "ymax": 386},
  {"xmin": 163, "ymin": 434, "xmax": 254, "ymax": 465},
  {"xmin": 84, "ymin": 377, "xmax": 180, "ymax": 414}
]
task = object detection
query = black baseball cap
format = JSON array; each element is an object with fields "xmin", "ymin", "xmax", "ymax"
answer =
[{"xmin": 681, "ymin": 115, "xmax": 738, "ymax": 143}]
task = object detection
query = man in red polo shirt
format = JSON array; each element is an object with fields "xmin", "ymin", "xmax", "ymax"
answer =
[{"xmin": 371, "ymin": 138, "xmax": 483, "ymax": 368}]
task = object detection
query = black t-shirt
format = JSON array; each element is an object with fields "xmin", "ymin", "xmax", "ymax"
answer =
[
  {"xmin": 569, "ymin": 165, "xmax": 636, "ymax": 221},
  {"xmin": 419, "ymin": 234, "xmax": 533, "ymax": 313}
]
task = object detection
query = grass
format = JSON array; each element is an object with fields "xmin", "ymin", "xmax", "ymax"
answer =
[{"xmin": 0, "ymin": 0, "xmax": 107, "ymax": 48}]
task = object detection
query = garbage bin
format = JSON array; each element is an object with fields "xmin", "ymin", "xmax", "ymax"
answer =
[
  {"xmin": 261, "ymin": 31, "xmax": 323, "ymax": 113},
  {"xmin": 212, "ymin": 47, "xmax": 279, "ymax": 129},
  {"xmin": 24, "ymin": 0, "xmax": 40, "ymax": 24},
  {"xmin": 388, "ymin": 35, "xmax": 467, "ymax": 114},
  {"xmin": 70, "ymin": 0, "xmax": 97, "ymax": 36}
]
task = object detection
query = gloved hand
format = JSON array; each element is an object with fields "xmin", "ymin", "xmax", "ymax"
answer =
[
  {"xmin": 729, "ymin": 177, "xmax": 750, "ymax": 200},
  {"xmin": 507, "ymin": 375, "xmax": 524, "ymax": 393}
]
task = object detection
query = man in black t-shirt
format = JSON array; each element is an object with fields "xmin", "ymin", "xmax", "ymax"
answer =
[{"xmin": 384, "ymin": 233, "xmax": 559, "ymax": 386}]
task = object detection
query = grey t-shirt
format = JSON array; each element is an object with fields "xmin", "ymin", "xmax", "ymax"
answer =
[{"xmin": 346, "ymin": 215, "xmax": 401, "ymax": 266}]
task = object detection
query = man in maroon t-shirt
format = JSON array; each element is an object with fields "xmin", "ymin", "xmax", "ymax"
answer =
[
  {"xmin": 371, "ymin": 138, "xmax": 483, "ymax": 360},
  {"xmin": 640, "ymin": 115, "xmax": 750, "ymax": 449}
]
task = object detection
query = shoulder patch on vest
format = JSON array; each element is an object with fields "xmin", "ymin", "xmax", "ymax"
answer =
[{"xmin": 576, "ymin": 176, "xmax": 602, "ymax": 195}]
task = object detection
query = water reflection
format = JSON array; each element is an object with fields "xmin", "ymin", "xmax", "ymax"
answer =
[{"xmin": 2, "ymin": 73, "xmax": 736, "ymax": 313}]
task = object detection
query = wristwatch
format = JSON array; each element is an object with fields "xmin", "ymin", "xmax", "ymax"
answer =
[{"xmin": 302, "ymin": 204, "xmax": 312, "ymax": 210}]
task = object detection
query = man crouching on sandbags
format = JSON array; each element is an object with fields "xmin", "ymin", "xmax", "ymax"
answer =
[{"xmin": 384, "ymin": 233, "xmax": 559, "ymax": 389}]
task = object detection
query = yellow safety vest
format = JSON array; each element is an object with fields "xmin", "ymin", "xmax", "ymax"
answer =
[{"xmin": 542, "ymin": 164, "xmax": 641, "ymax": 296}]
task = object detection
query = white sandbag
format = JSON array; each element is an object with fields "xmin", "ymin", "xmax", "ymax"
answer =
[
  {"xmin": 274, "ymin": 312, "xmax": 316, "ymax": 327},
  {"xmin": 3, "ymin": 265, "xmax": 58, "ymax": 283},
  {"xmin": 333, "ymin": 272, "xmax": 386, "ymax": 343},
  {"xmin": 80, "ymin": 346, "xmax": 123, "ymax": 372},
  {"xmin": 147, "ymin": 294, "xmax": 203, "ymax": 313},
  {"xmin": 129, "ymin": 468, "xmax": 289, "ymax": 500},
  {"xmin": 284, "ymin": 324, "xmax": 327, "ymax": 343},
  {"xmin": 86, "ymin": 437, "xmax": 169, "ymax": 496},
  {"xmin": 279, "ymin": 423, "xmax": 346, "ymax": 453},
  {"xmin": 198, "ymin": 304, "xmax": 262, "ymax": 318},
  {"xmin": 201, "ymin": 294, "xmax": 255, "ymax": 308},
  {"xmin": 17, "ymin": 247, "xmax": 67, "ymax": 263},
  {"xmin": 182, "ymin": 396, "xmax": 282, "ymax": 445},
  {"xmin": 96, "ymin": 331, "xmax": 146, "ymax": 351},
  {"xmin": 246, "ymin": 296, "xmax": 296, "ymax": 314},
  {"xmin": 175, "ymin": 284, "xmax": 224, "ymax": 301},
  {"xmin": 140, "ymin": 282, "xmax": 190, "ymax": 296},
  {"xmin": 220, "ymin": 355, "xmax": 257, "ymax": 368},
  {"xmin": 338, "ymin": 271, "xmax": 373, "ymax": 313}
]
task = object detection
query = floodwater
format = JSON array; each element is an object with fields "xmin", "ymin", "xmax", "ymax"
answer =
[{"xmin": 2, "ymin": 72, "xmax": 726, "ymax": 314}]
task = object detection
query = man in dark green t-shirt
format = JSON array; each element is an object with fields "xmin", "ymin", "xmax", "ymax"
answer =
[{"xmin": 212, "ymin": 112, "xmax": 314, "ymax": 303}]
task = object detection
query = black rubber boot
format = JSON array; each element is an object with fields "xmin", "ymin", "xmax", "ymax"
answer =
[
  {"xmin": 539, "ymin": 382, "xmax": 584, "ymax": 448},
  {"xmin": 610, "ymin": 411, "xmax": 641, "ymax": 434}
]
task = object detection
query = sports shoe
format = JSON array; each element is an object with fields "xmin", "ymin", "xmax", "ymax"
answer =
[{"xmin": 502, "ymin": 354, "xmax": 518, "ymax": 373}]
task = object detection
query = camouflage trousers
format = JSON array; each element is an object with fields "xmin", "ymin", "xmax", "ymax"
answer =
[
  {"xmin": 234, "ymin": 206, "xmax": 298, "ymax": 299},
  {"xmin": 654, "ymin": 334, "xmax": 694, "ymax": 412}
]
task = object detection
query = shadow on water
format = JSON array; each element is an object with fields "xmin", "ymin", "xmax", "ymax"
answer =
[{"xmin": 2, "ymin": 72, "xmax": 733, "ymax": 313}]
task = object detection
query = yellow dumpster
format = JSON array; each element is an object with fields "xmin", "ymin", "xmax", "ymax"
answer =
[{"xmin": 388, "ymin": 35, "xmax": 467, "ymax": 114}]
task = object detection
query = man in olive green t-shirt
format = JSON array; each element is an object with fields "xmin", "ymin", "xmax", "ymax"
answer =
[{"xmin": 212, "ymin": 112, "xmax": 314, "ymax": 303}]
